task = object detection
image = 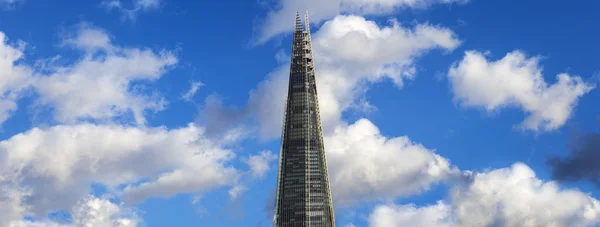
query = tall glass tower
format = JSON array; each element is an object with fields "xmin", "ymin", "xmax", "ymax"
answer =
[{"xmin": 273, "ymin": 12, "xmax": 335, "ymax": 227}]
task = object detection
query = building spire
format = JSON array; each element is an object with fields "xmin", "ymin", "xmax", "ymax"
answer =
[
  {"xmin": 294, "ymin": 11, "xmax": 303, "ymax": 32},
  {"xmin": 304, "ymin": 11, "xmax": 311, "ymax": 33}
]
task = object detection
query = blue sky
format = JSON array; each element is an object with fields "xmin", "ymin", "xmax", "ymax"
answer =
[{"xmin": 0, "ymin": 0, "xmax": 599, "ymax": 226}]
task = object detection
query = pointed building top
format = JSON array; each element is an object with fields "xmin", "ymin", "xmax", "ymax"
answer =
[
  {"xmin": 294, "ymin": 12, "xmax": 303, "ymax": 32},
  {"xmin": 305, "ymin": 11, "xmax": 311, "ymax": 33}
]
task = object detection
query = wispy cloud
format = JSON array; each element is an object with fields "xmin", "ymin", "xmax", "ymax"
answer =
[
  {"xmin": 0, "ymin": 0, "xmax": 23, "ymax": 9},
  {"xmin": 102, "ymin": 0, "xmax": 161, "ymax": 21},
  {"xmin": 181, "ymin": 81, "xmax": 204, "ymax": 102}
]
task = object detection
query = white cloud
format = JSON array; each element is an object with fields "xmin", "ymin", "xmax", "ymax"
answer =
[
  {"xmin": 368, "ymin": 202, "xmax": 451, "ymax": 227},
  {"xmin": 452, "ymin": 163, "xmax": 600, "ymax": 227},
  {"xmin": 34, "ymin": 24, "xmax": 177, "ymax": 125},
  {"xmin": 0, "ymin": 181, "xmax": 31, "ymax": 227},
  {"xmin": 72, "ymin": 196, "xmax": 139, "ymax": 227},
  {"xmin": 181, "ymin": 81, "xmax": 204, "ymax": 102},
  {"xmin": 0, "ymin": 94, "xmax": 18, "ymax": 124},
  {"xmin": 244, "ymin": 150, "xmax": 277, "ymax": 179},
  {"xmin": 326, "ymin": 119, "xmax": 456, "ymax": 205},
  {"xmin": 102, "ymin": 0, "xmax": 161, "ymax": 21},
  {"xmin": 8, "ymin": 195, "xmax": 139, "ymax": 227},
  {"xmin": 0, "ymin": 32, "xmax": 34, "ymax": 125},
  {"xmin": 61, "ymin": 25, "xmax": 113, "ymax": 51},
  {"xmin": 369, "ymin": 163, "xmax": 600, "ymax": 227},
  {"xmin": 248, "ymin": 15, "xmax": 460, "ymax": 138},
  {"xmin": 312, "ymin": 16, "xmax": 459, "ymax": 129},
  {"xmin": 448, "ymin": 51, "xmax": 595, "ymax": 131},
  {"xmin": 228, "ymin": 185, "xmax": 248, "ymax": 201},
  {"xmin": 0, "ymin": 25, "xmax": 177, "ymax": 126},
  {"xmin": 1, "ymin": 26, "xmax": 177, "ymax": 127},
  {"xmin": 0, "ymin": 30, "xmax": 193, "ymax": 223},
  {"xmin": 0, "ymin": 123, "xmax": 238, "ymax": 222},
  {"xmin": 255, "ymin": 0, "xmax": 467, "ymax": 44},
  {"xmin": 9, "ymin": 221, "xmax": 66, "ymax": 227}
]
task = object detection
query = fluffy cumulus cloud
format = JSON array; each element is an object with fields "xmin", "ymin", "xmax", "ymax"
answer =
[
  {"xmin": 0, "ymin": 25, "xmax": 177, "ymax": 126},
  {"xmin": 0, "ymin": 32, "xmax": 34, "ymax": 125},
  {"xmin": 8, "ymin": 195, "xmax": 139, "ymax": 227},
  {"xmin": 452, "ymin": 163, "xmax": 600, "ymax": 226},
  {"xmin": 368, "ymin": 202, "xmax": 451, "ymax": 227},
  {"xmin": 0, "ymin": 25, "xmax": 254, "ymax": 225},
  {"xmin": 72, "ymin": 196, "xmax": 138, "ymax": 227},
  {"xmin": 102, "ymin": 0, "xmax": 161, "ymax": 21},
  {"xmin": 248, "ymin": 15, "xmax": 460, "ymax": 138},
  {"xmin": 448, "ymin": 51, "xmax": 595, "ymax": 131},
  {"xmin": 369, "ymin": 163, "xmax": 600, "ymax": 227},
  {"xmin": 325, "ymin": 119, "xmax": 456, "ymax": 205},
  {"xmin": 35, "ymin": 24, "xmax": 177, "ymax": 125},
  {"xmin": 255, "ymin": 0, "xmax": 467, "ymax": 44},
  {"xmin": 0, "ymin": 123, "xmax": 238, "ymax": 223}
]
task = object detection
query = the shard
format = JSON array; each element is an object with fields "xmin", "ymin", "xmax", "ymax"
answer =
[{"xmin": 273, "ymin": 12, "xmax": 335, "ymax": 227}]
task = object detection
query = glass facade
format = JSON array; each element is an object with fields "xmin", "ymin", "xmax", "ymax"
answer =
[{"xmin": 273, "ymin": 12, "xmax": 335, "ymax": 227}]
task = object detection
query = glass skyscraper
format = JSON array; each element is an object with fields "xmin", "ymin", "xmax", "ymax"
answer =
[{"xmin": 273, "ymin": 12, "xmax": 335, "ymax": 227}]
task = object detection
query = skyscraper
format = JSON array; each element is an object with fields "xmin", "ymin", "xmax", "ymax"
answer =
[{"xmin": 273, "ymin": 12, "xmax": 335, "ymax": 227}]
